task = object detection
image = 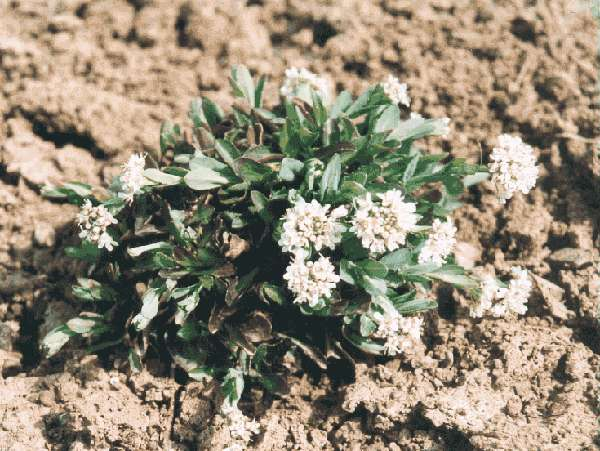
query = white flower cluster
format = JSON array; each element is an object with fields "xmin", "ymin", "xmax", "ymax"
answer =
[
  {"xmin": 488, "ymin": 134, "xmax": 538, "ymax": 203},
  {"xmin": 418, "ymin": 218, "xmax": 457, "ymax": 266},
  {"xmin": 351, "ymin": 190, "xmax": 418, "ymax": 254},
  {"xmin": 469, "ymin": 266, "xmax": 532, "ymax": 318},
  {"xmin": 283, "ymin": 252, "xmax": 340, "ymax": 307},
  {"xmin": 372, "ymin": 308, "xmax": 422, "ymax": 356},
  {"xmin": 219, "ymin": 404, "xmax": 260, "ymax": 451},
  {"xmin": 278, "ymin": 198, "xmax": 347, "ymax": 254},
  {"xmin": 381, "ymin": 74, "xmax": 411, "ymax": 107},
  {"xmin": 280, "ymin": 67, "xmax": 331, "ymax": 104},
  {"xmin": 120, "ymin": 153, "xmax": 146, "ymax": 203},
  {"xmin": 76, "ymin": 199, "xmax": 118, "ymax": 251}
]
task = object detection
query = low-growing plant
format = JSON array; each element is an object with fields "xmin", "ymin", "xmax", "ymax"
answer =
[{"xmin": 42, "ymin": 65, "xmax": 536, "ymax": 410}]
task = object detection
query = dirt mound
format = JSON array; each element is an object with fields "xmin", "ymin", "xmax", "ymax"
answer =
[{"xmin": 0, "ymin": 0, "xmax": 598, "ymax": 450}]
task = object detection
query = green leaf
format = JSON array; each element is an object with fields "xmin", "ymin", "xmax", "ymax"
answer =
[
  {"xmin": 389, "ymin": 116, "xmax": 450, "ymax": 142},
  {"xmin": 72, "ymin": 279, "xmax": 117, "ymax": 303},
  {"xmin": 42, "ymin": 325, "xmax": 75, "ymax": 357},
  {"xmin": 260, "ymin": 283, "xmax": 286, "ymax": 305},
  {"xmin": 279, "ymin": 158, "xmax": 304, "ymax": 182},
  {"xmin": 127, "ymin": 241, "xmax": 173, "ymax": 258},
  {"xmin": 402, "ymin": 154, "xmax": 421, "ymax": 184},
  {"xmin": 330, "ymin": 91, "xmax": 353, "ymax": 118},
  {"xmin": 250, "ymin": 190, "xmax": 273, "ymax": 222},
  {"xmin": 174, "ymin": 290, "xmax": 201, "ymax": 325},
  {"xmin": 360, "ymin": 276, "xmax": 388, "ymax": 298},
  {"xmin": 463, "ymin": 171, "xmax": 489, "ymax": 187},
  {"xmin": 373, "ymin": 105, "xmax": 400, "ymax": 133},
  {"xmin": 215, "ymin": 139, "xmax": 240, "ymax": 168},
  {"xmin": 360, "ymin": 315, "xmax": 378, "ymax": 337},
  {"xmin": 184, "ymin": 167, "xmax": 230, "ymax": 190},
  {"xmin": 346, "ymin": 85, "xmax": 388, "ymax": 118},
  {"xmin": 222, "ymin": 368, "xmax": 244, "ymax": 407},
  {"xmin": 230, "ymin": 65, "xmax": 255, "ymax": 106},
  {"xmin": 189, "ymin": 97, "xmax": 224, "ymax": 129},
  {"xmin": 320, "ymin": 153, "xmax": 341, "ymax": 200},
  {"xmin": 380, "ymin": 248, "xmax": 412, "ymax": 270},
  {"xmin": 143, "ymin": 168, "xmax": 181, "ymax": 186},
  {"xmin": 341, "ymin": 234, "xmax": 369, "ymax": 260},
  {"xmin": 339, "ymin": 180, "xmax": 367, "ymax": 202},
  {"xmin": 42, "ymin": 182, "xmax": 92, "ymax": 205},
  {"xmin": 355, "ymin": 259, "xmax": 388, "ymax": 278},
  {"xmin": 189, "ymin": 155, "xmax": 227, "ymax": 172},
  {"xmin": 235, "ymin": 158, "xmax": 272, "ymax": 184},
  {"xmin": 443, "ymin": 175, "xmax": 463, "ymax": 196},
  {"xmin": 177, "ymin": 321, "xmax": 203, "ymax": 341},
  {"xmin": 132, "ymin": 286, "xmax": 163, "ymax": 330},
  {"xmin": 128, "ymin": 348, "xmax": 142, "ymax": 373},
  {"xmin": 255, "ymin": 75, "xmax": 266, "ymax": 108},
  {"xmin": 339, "ymin": 259, "xmax": 358, "ymax": 285},
  {"xmin": 65, "ymin": 242, "xmax": 102, "ymax": 262},
  {"xmin": 188, "ymin": 366, "xmax": 215, "ymax": 382},
  {"xmin": 66, "ymin": 315, "xmax": 102, "ymax": 334},
  {"xmin": 395, "ymin": 299, "xmax": 437, "ymax": 315},
  {"xmin": 160, "ymin": 121, "xmax": 181, "ymax": 152}
]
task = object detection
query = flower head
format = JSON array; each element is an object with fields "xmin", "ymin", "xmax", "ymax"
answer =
[
  {"xmin": 280, "ymin": 67, "xmax": 331, "ymax": 104},
  {"xmin": 372, "ymin": 308, "xmax": 422, "ymax": 355},
  {"xmin": 490, "ymin": 266, "xmax": 531, "ymax": 317},
  {"xmin": 469, "ymin": 274, "xmax": 503, "ymax": 318},
  {"xmin": 381, "ymin": 74, "xmax": 410, "ymax": 107},
  {"xmin": 418, "ymin": 218, "xmax": 457, "ymax": 266},
  {"xmin": 278, "ymin": 198, "xmax": 347, "ymax": 254},
  {"xmin": 488, "ymin": 134, "xmax": 538, "ymax": 203},
  {"xmin": 283, "ymin": 252, "xmax": 340, "ymax": 307},
  {"xmin": 120, "ymin": 153, "xmax": 146, "ymax": 203},
  {"xmin": 76, "ymin": 199, "xmax": 118, "ymax": 251},
  {"xmin": 350, "ymin": 190, "xmax": 418, "ymax": 254},
  {"xmin": 470, "ymin": 267, "xmax": 531, "ymax": 317}
]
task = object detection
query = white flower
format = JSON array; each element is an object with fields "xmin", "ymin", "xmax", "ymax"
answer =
[
  {"xmin": 469, "ymin": 274, "xmax": 503, "ymax": 318},
  {"xmin": 418, "ymin": 218, "xmax": 457, "ymax": 266},
  {"xmin": 76, "ymin": 199, "xmax": 118, "ymax": 251},
  {"xmin": 280, "ymin": 67, "xmax": 331, "ymax": 104},
  {"xmin": 120, "ymin": 153, "xmax": 146, "ymax": 203},
  {"xmin": 470, "ymin": 267, "xmax": 531, "ymax": 318},
  {"xmin": 350, "ymin": 190, "xmax": 418, "ymax": 254},
  {"xmin": 488, "ymin": 134, "xmax": 538, "ymax": 203},
  {"xmin": 372, "ymin": 308, "xmax": 422, "ymax": 356},
  {"xmin": 381, "ymin": 74, "xmax": 410, "ymax": 107},
  {"xmin": 283, "ymin": 252, "xmax": 340, "ymax": 307},
  {"xmin": 490, "ymin": 266, "xmax": 531, "ymax": 317},
  {"xmin": 278, "ymin": 198, "xmax": 347, "ymax": 254}
]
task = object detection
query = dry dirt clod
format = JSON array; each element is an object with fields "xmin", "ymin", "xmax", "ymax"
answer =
[
  {"xmin": 549, "ymin": 247, "xmax": 591, "ymax": 268},
  {"xmin": 532, "ymin": 274, "xmax": 570, "ymax": 320}
]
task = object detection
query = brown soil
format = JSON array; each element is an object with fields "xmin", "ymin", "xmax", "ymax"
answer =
[{"xmin": 0, "ymin": 1, "xmax": 598, "ymax": 450}]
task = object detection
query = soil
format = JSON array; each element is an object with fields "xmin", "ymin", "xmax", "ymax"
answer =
[{"xmin": 0, "ymin": 0, "xmax": 598, "ymax": 450}]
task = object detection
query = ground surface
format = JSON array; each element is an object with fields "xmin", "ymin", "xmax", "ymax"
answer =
[{"xmin": 0, "ymin": 0, "xmax": 598, "ymax": 450}]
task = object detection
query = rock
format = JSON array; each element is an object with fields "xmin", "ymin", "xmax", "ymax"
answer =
[
  {"xmin": 16, "ymin": 79, "xmax": 158, "ymax": 157},
  {"xmin": 549, "ymin": 248, "xmax": 591, "ymax": 268},
  {"xmin": 0, "ymin": 321, "xmax": 17, "ymax": 351},
  {"xmin": 0, "ymin": 272, "xmax": 47, "ymax": 295},
  {"xmin": 33, "ymin": 222, "xmax": 56, "ymax": 248},
  {"xmin": 172, "ymin": 383, "xmax": 214, "ymax": 443},
  {"xmin": 453, "ymin": 241, "xmax": 481, "ymax": 269},
  {"xmin": 532, "ymin": 274, "xmax": 570, "ymax": 320}
]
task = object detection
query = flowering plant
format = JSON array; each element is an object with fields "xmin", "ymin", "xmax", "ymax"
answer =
[{"xmin": 41, "ymin": 66, "xmax": 535, "ymax": 411}]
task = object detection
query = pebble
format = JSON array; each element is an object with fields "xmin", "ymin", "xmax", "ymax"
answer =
[
  {"xmin": 33, "ymin": 222, "xmax": 56, "ymax": 248},
  {"xmin": 549, "ymin": 248, "xmax": 590, "ymax": 268}
]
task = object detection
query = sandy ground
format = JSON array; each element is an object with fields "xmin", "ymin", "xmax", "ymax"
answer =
[{"xmin": 0, "ymin": 0, "xmax": 598, "ymax": 450}]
